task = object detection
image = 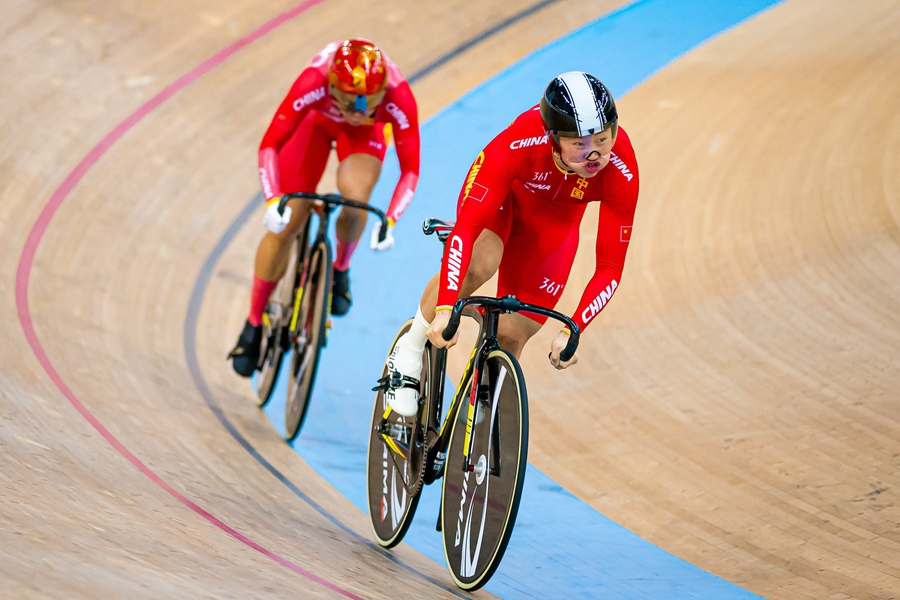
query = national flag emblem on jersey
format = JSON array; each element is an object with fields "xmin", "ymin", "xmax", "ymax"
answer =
[
  {"xmin": 620, "ymin": 226, "xmax": 632, "ymax": 242},
  {"xmin": 466, "ymin": 182, "xmax": 488, "ymax": 202}
]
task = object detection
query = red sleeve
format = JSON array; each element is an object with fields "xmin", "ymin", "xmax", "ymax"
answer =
[
  {"xmin": 257, "ymin": 68, "xmax": 328, "ymax": 200},
  {"xmin": 381, "ymin": 81, "xmax": 421, "ymax": 224},
  {"xmin": 571, "ymin": 167, "xmax": 639, "ymax": 331},
  {"xmin": 436, "ymin": 128, "xmax": 519, "ymax": 308}
]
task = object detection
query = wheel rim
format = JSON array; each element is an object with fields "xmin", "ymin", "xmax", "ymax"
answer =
[
  {"xmin": 441, "ymin": 351, "xmax": 528, "ymax": 590},
  {"xmin": 258, "ymin": 237, "xmax": 300, "ymax": 407},
  {"xmin": 285, "ymin": 242, "xmax": 329, "ymax": 440},
  {"xmin": 366, "ymin": 321, "xmax": 429, "ymax": 547},
  {"xmin": 256, "ymin": 309, "xmax": 285, "ymax": 406}
]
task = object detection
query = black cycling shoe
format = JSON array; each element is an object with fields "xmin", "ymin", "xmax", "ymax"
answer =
[
  {"xmin": 331, "ymin": 267, "xmax": 352, "ymax": 317},
  {"xmin": 229, "ymin": 320, "xmax": 262, "ymax": 377}
]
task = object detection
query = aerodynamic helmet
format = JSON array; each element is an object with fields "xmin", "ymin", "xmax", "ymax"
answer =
[
  {"xmin": 328, "ymin": 39, "xmax": 388, "ymax": 112},
  {"xmin": 540, "ymin": 71, "xmax": 617, "ymax": 150}
]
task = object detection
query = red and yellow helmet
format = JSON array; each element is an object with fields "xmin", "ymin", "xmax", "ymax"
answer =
[{"xmin": 329, "ymin": 39, "xmax": 387, "ymax": 96}]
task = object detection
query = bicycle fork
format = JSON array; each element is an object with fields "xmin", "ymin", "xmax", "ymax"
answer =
[{"xmin": 462, "ymin": 362, "xmax": 502, "ymax": 479}]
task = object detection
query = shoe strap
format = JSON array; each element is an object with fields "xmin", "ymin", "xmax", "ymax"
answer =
[{"xmin": 372, "ymin": 370, "xmax": 420, "ymax": 392}]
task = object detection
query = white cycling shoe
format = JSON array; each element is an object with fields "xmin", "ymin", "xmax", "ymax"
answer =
[{"xmin": 385, "ymin": 334, "xmax": 422, "ymax": 418}]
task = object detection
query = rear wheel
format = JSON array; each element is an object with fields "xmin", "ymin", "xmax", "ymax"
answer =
[
  {"xmin": 440, "ymin": 349, "xmax": 528, "ymax": 591},
  {"xmin": 284, "ymin": 239, "xmax": 331, "ymax": 442},
  {"xmin": 366, "ymin": 320, "xmax": 431, "ymax": 548}
]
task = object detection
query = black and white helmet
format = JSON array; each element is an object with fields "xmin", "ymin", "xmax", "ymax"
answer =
[{"xmin": 540, "ymin": 71, "xmax": 617, "ymax": 148}]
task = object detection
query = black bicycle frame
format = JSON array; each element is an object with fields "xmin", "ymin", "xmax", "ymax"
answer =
[{"xmin": 423, "ymin": 295, "xmax": 580, "ymax": 480}]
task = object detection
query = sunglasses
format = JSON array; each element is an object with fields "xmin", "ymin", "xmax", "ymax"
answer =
[{"xmin": 330, "ymin": 86, "xmax": 386, "ymax": 113}]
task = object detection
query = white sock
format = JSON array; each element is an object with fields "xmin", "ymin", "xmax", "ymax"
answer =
[
  {"xmin": 388, "ymin": 308, "xmax": 430, "ymax": 417},
  {"xmin": 406, "ymin": 307, "xmax": 429, "ymax": 353},
  {"xmin": 393, "ymin": 307, "xmax": 429, "ymax": 367}
]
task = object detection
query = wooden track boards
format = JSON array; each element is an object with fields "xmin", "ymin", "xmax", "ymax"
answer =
[
  {"xmin": 3, "ymin": 0, "xmax": 898, "ymax": 597},
  {"xmin": 522, "ymin": 1, "xmax": 900, "ymax": 598},
  {"xmin": 1, "ymin": 0, "xmax": 628, "ymax": 597}
]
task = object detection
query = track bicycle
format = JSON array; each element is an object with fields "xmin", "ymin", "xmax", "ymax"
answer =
[
  {"xmin": 365, "ymin": 218, "xmax": 579, "ymax": 590},
  {"xmin": 255, "ymin": 192, "xmax": 388, "ymax": 441}
]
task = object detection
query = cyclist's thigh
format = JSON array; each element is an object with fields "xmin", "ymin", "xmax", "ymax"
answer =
[
  {"xmin": 333, "ymin": 123, "xmax": 387, "ymax": 202},
  {"xmin": 497, "ymin": 195, "xmax": 585, "ymax": 323},
  {"xmin": 461, "ymin": 229, "xmax": 504, "ymax": 294},
  {"xmin": 279, "ymin": 111, "xmax": 333, "ymax": 193},
  {"xmin": 449, "ymin": 189, "xmax": 512, "ymax": 293},
  {"xmin": 336, "ymin": 153, "xmax": 383, "ymax": 202}
]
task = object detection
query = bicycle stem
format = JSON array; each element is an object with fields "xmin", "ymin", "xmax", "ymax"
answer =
[{"xmin": 442, "ymin": 295, "xmax": 581, "ymax": 362}]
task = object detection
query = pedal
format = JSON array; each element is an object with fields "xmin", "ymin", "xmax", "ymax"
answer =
[{"xmin": 372, "ymin": 370, "xmax": 420, "ymax": 392}]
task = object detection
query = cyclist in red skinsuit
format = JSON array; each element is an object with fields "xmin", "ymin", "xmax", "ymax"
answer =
[
  {"xmin": 384, "ymin": 72, "xmax": 638, "ymax": 417},
  {"xmin": 231, "ymin": 39, "xmax": 421, "ymax": 377},
  {"xmin": 436, "ymin": 107, "xmax": 638, "ymax": 331}
]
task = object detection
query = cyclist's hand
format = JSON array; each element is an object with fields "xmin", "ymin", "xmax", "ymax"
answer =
[
  {"xmin": 263, "ymin": 197, "xmax": 291, "ymax": 234},
  {"xmin": 549, "ymin": 330, "xmax": 578, "ymax": 370},
  {"xmin": 426, "ymin": 309, "xmax": 458, "ymax": 349},
  {"xmin": 370, "ymin": 220, "xmax": 395, "ymax": 251}
]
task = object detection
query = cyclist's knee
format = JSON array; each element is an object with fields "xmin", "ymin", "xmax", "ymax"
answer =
[
  {"xmin": 497, "ymin": 315, "xmax": 541, "ymax": 359},
  {"xmin": 271, "ymin": 204, "xmax": 309, "ymax": 239},
  {"xmin": 337, "ymin": 153, "xmax": 381, "ymax": 197},
  {"xmin": 461, "ymin": 254, "xmax": 500, "ymax": 294},
  {"xmin": 497, "ymin": 333, "xmax": 527, "ymax": 358},
  {"xmin": 263, "ymin": 226, "xmax": 297, "ymax": 245},
  {"xmin": 461, "ymin": 265, "xmax": 493, "ymax": 293}
]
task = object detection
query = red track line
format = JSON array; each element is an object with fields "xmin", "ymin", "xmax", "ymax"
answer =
[{"xmin": 14, "ymin": 2, "xmax": 366, "ymax": 598}]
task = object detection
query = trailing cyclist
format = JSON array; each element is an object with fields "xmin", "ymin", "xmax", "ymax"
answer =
[
  {"xmin": 231, "ymin": 39, "xmax": 422, "ymax": 377},
  {"xmin": 385, "ymin": 71, "xmax": 639, "ymax": 416}
]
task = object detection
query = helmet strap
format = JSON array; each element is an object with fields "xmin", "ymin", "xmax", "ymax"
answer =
[{"xmin": 552, "ymin": 151, "xmax": 576, "ymax": 176}]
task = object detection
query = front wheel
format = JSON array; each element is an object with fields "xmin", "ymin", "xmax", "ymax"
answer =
[
  {"xmin": 284, "ymin": 240, "xmax": 331, "ymax": 442},
  {"xmin": 256, "ymin": 238, "xmax": 301, "ymax": 407},
  {"xmin": 366, "ymin": 320, "xmax": 431, "ymax": 548},
  {"xmin": 440, "ymin": 349, "xmax": 528, "ymax": 591}
]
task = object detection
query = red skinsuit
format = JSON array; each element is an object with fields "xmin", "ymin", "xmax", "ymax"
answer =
[
  {"xmin": 258, "ymin": 42, "xmax": 420, "ymax": 223},
  {"xmin": 437, "ymin": 106, "xmax": 639, "ymax": 331}
]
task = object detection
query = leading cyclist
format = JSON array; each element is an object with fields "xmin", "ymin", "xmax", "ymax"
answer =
[
  {"xmin": 386, "ymin": 72, "xmax": 639, "ymax": 416},
  {"xmin": 231, "ymin": 39, "xmax": 421, "ymax": 377}
]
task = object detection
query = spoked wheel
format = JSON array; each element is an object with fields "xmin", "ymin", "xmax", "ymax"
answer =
[
  {"xmin": 440, "ymin": 349, "xmax": 528, "ymax": 591},
  {"xmin": 284, "ymin": 240, "xmax": 331, "ymax": 442},
  {"xmin": 256, "ymin": 239, "xmax": 302, "ymax": 407},
  {"xmin": 366, "ymin": 320, "xmax": 431, "ymax": 548}
]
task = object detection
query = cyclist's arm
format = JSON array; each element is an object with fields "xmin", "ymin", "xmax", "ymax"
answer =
[
  {"xmin": 435, "ymin": 139, "xmax": 517, "ymax": 310},
  {"xmin": 571, "ymin": 179, "xmax": 639, "ymax": 331},
  {"xmin": 258, "ymin": 68, "xmax": 327, "ymax": 200},
  {"xmin": 382, "ymin": 81, "xmax": 421, "ymax": 225}
]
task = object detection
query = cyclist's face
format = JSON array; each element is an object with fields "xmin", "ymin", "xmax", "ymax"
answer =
[
  {"xmin": 331, "ymin": 87, "xmax": 385, "ymax": 126},
  {"xmin": 557, "ymin": 128, "xmax": 616, "ymax": 177}
]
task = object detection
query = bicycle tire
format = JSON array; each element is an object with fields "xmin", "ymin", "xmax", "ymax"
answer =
[
  {"xmin": 366, "ymin": 320, "xmax": 430, "ymax": 548},
  {"xmin": 440, "ymin": 348, "xmax": 528, "ymax": 591},
  {"xmin": 284, "ymin": 239, "xmax": 331, "ymax": 441},
  {"xmin": 256, "ymin": 236, "xmax": 305, "ymax": 407}
]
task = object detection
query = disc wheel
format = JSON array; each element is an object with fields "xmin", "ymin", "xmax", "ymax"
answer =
[
  {"xmin": 440, "ymin": 349, "xmax": 528, "ymax": 591},
  {"xmin": 366, "ymin": 320, "xmax": 431, "ymax": 548},
  {"xmin": 284, "ymin": 240, "xmax": 331, "ymax": 442}
]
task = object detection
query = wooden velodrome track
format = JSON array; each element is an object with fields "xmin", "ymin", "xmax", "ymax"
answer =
[{"xmin": 2, "ymin": 0, "xmax": 898, "ymax": 598}]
